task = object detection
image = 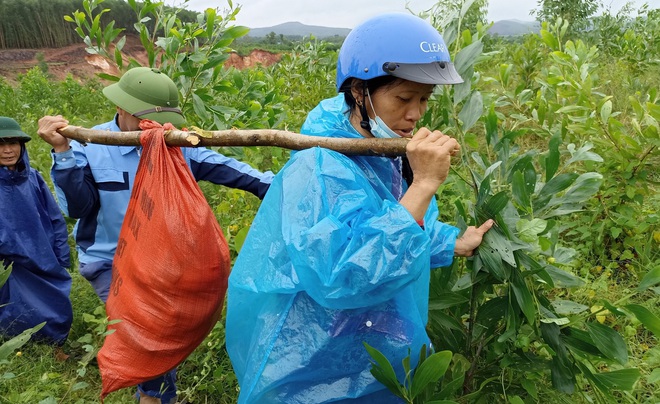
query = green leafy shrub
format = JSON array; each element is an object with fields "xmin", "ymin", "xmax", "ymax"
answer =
[
  {"xmin": 0, "ymin": 1, "xmax": 657, "ymax": 402},
  {"xmin": 366, "ymin": 6, "xmax": 658, "ymax": 403}
]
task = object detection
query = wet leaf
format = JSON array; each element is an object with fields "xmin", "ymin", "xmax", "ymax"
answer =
[{"xmin": 586, "ymin": 322, "xmax": 628, "ymax": 365}]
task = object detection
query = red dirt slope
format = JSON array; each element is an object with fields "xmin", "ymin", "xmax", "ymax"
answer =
[{"xmin": 0, "ymin": 34, "xmax": 280, "ymax": 83}]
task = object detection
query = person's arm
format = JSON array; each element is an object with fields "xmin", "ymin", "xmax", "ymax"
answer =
[
  {"xmin": 421, "ymin": 200, "xmax": 494, "ymax": 267},
  {"xmin": 36, "ymin": 172, "xmax": 71, "ymax": 268},
  {"xmin": 50, "ymin": 147, "xmax": 99, "ymax": 218},
  {"xmin": 422, "ymin": 201, "xmax": 460, "ymax": 267},
  {"xmin": 38, "ymin": 115, "xmax": 99, "ymax": 218},
  {"xmin": 401, "ymin": 128, "xmax": 493, "ymax": 260},
  {"xmin": 276, "ymin": 148, "xmax": 430, "ymax": 310},
  {"xmin": 185, "ymin": 147, "xmax": 274, "ymax": 199},
  {"xmin": 37, "ymin": 115, "xmax": 71, "ymax": 153},
  {"xmin": 399, "ymin": 128, "xmax": 457, "ymax": 221}
]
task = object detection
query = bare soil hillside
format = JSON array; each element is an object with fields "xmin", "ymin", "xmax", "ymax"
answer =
[{"xmin": 0, "ymin": 35, "xmax": 281, "ymax": 84}]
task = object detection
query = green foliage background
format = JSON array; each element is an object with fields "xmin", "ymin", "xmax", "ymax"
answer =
[{"xmin": 0, "ymin": 0, "xmax": 658, "ymax": 403}]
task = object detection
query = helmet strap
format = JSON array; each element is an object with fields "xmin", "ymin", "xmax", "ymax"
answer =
[
  {"xmin": 359, "ymin": 81, "xmax": 371, "ymax": 130},
  {"xmin": 133, "ymin": 106, "xmax": 183, "ymax": 118}
]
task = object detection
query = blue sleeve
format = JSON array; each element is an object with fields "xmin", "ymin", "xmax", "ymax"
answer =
[
  {"xmin": 50, "ymin": 144, "xmax": 99, "ymax": 218},
  {"xmin": 423, "ymin": 199, "xmax": 460, "ymax": 268},
  {"xmin": 278, "ymin": 148, "xmax": 431, "ymax": 309},
  {"xmin": 185, "ymin": 147, "xmax": 274, "ymax": 199},
  {"xmin": 36, "ymin": 172, "xmax": 70, "ymax": 268}
]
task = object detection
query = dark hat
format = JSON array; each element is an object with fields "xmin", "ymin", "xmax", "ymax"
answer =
[{"xmin": 0, "ymin": 117, "xmax": 31, "ymax": 142}]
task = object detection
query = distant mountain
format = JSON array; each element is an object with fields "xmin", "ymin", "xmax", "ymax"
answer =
[
  {"xmin": 246, "ymin": 20, "xmax": 540, "ymax": 39},
  {"xmin": 247, "ymin": 22, "xmax": 351, "ymax": 38},
  {"xmin": 488, "ymin": 20, "xmax": 541, "ymax": 36}
]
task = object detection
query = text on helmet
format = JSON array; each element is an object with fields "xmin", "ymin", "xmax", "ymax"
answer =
[{"xmin": 420, "ymin": 41, "xmax": 447, "ymax": 54}]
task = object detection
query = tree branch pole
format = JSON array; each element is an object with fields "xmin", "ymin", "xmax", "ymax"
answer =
[{"xmin": 58, "ymin": 126, "xmax": 409, "ymax": 157}]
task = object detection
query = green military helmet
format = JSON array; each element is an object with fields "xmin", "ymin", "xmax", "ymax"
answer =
[
  {"xmin": 0, "ymin": 116, "xmax": 31, "ymax": 142},
  {"xmin": 103, "ymin": 67, "xmax": 185, "ymax": 127}
]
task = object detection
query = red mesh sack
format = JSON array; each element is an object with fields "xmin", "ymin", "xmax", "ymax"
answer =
[{"xmin": 98, "ymin": 120, "xmax": 230, "ymax": 399}]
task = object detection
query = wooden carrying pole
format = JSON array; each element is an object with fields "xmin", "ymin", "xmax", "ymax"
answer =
[{"xmin": 58, "ymin": 126, "xmax": 409, "ymax": 157}]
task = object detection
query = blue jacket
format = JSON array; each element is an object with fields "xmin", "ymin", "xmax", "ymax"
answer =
[
  {"xmin": 51, "ymin": 117, "xmax": 274, "ymax": 279},
  {"xmin": 0, "ymin": 144, "xmax": 72, "ymax": 344},
  {"xmin": 226, "ymin": 95, "xmax": 459, "ymax": 403}
]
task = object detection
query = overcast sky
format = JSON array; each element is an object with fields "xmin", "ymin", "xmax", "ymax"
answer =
[{"xmin": 166, "ymin": 0, "xmax": 660, "ymax": 29}]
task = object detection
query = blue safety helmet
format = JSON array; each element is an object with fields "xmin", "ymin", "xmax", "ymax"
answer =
[{"xmin": 336, "ymin": 13, "xmax": 463, "ymax": 91}]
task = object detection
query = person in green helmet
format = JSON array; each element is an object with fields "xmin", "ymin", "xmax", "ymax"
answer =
[
  {"xmin": 0, "ymin": 117, "xmax": 73, "ymax": 346},
  {"xmin": 37, "ymin": 67, "xmax": 274, "ymax": 404}
]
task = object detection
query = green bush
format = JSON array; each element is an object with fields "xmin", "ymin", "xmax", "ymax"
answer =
[{"xmin": 0, "ymin": 1, "xmax": 658, "ymax": 403}]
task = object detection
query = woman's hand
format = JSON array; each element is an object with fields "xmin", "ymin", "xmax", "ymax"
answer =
[
  {"xmin": 454, "ymin": 220, "xmax": 495, "ymax": 257},
  {"xmin": 406, "ymin": 127, "xmax": 459, "ymax": 193},
  {"xmin": 399, "ymin": 128, "xmax": 460, "ymax": 222},
  {"xmin": 37, "ymin": 115, "xmax": 70, "ymax": 153}
]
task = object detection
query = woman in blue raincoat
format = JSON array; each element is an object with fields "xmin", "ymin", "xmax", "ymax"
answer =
[
  {"xmin": 226, "ymin": 13, "xmax": 494, "ymax": 403},
  {"xmin": 0, "ymin": 117, "xmax": 72, "ymax": 345}
]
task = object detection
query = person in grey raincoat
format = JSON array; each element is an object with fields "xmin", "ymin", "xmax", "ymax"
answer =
[
  {"xmin": 0, "ymin": 117, "xmax": 72, "ymax": 345},
  {"xmin": 226, "ymin": 13, "xmax": 494, "ymax": 403}
]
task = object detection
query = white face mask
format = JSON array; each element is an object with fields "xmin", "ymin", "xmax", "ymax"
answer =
[{"xmin": 366, "ymin": 89, "xmax": 400, "ymax": 139}]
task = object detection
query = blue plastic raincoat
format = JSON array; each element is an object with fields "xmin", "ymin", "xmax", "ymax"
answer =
[
  {"xmin": 0, "ymin": 144, "xmax": 72, "ymax": 344},
  {"xmin": 227, "ymin": 95, "xmax": 460, "ymax": 403}
]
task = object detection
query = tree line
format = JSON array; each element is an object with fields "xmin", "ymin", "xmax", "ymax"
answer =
[{"xmin": 0, "ymin": 0, "xmax": 198, "ymax": 49}]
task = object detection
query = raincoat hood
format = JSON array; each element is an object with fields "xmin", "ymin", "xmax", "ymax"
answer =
[{"xmin": 297, "ymin": 94, "xmax": 407, "ymax": 201}]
